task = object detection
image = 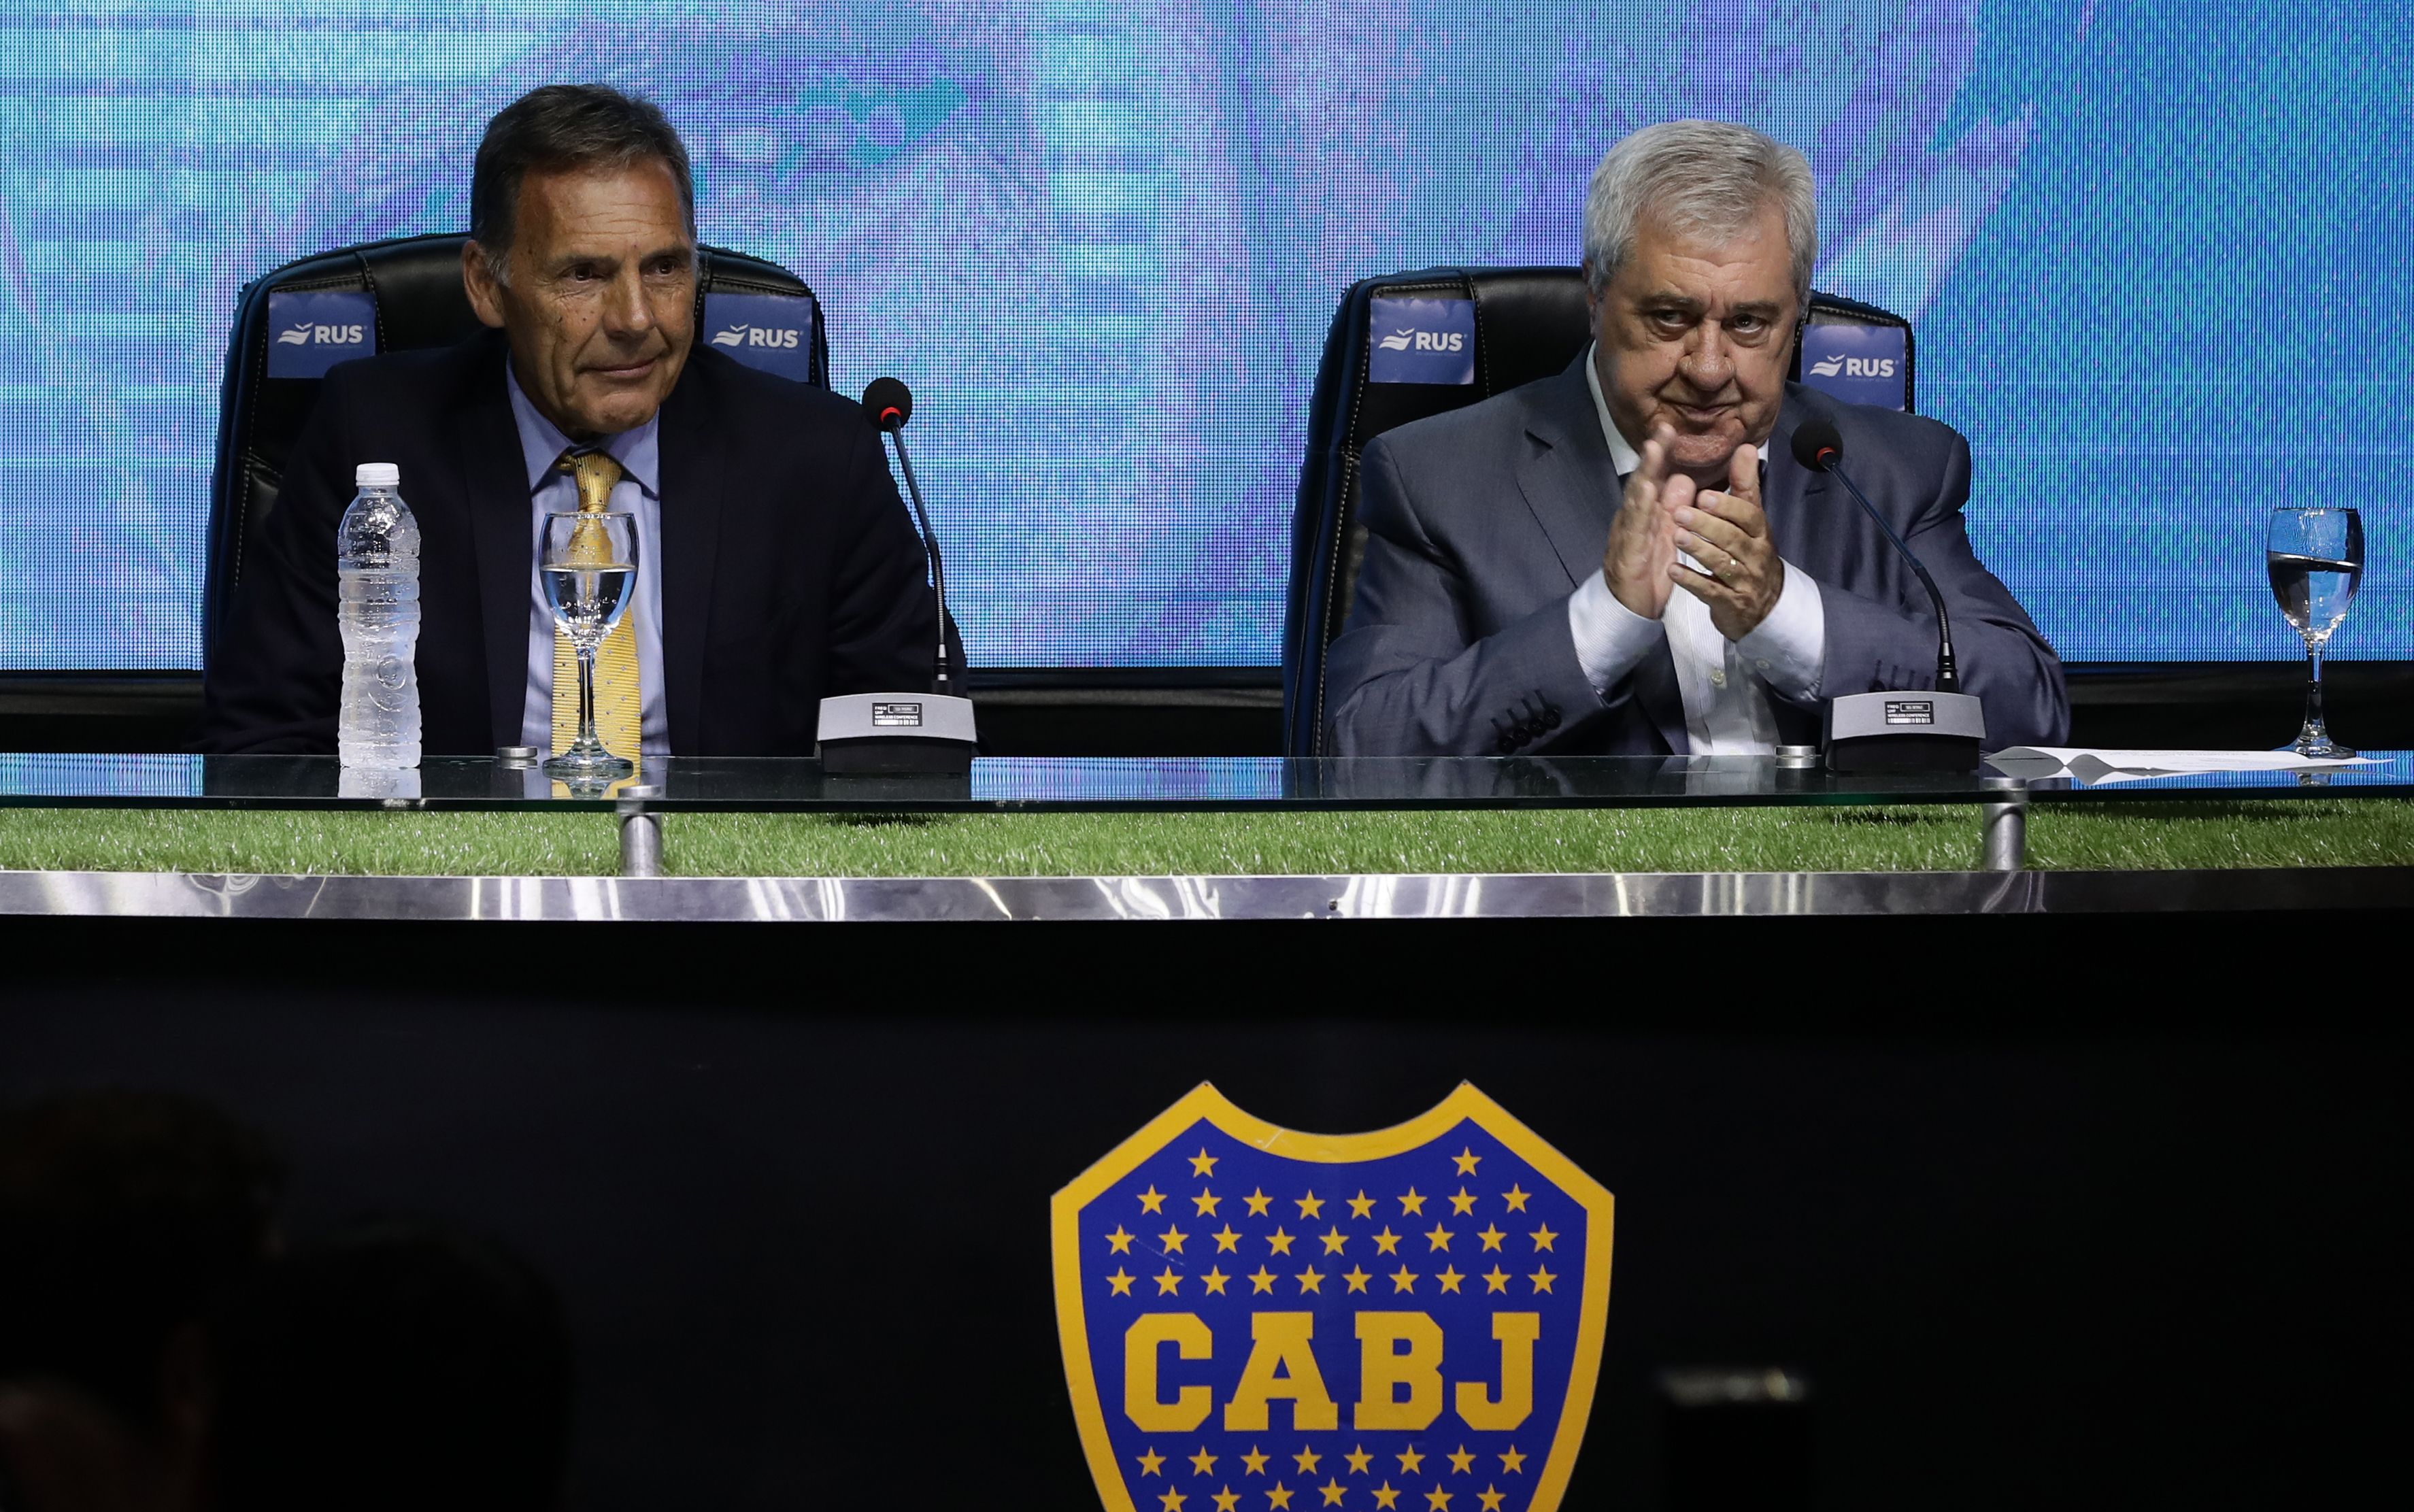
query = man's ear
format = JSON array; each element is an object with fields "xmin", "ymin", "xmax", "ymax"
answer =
[{"xmin": 461, "ymin": 241, "xmax": 508, "ymax": 329}]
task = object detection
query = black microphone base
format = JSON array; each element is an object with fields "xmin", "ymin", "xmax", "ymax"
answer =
[{"xmin": 1822, "ymin": 690, "xmax": 1985, "ymax": 773}]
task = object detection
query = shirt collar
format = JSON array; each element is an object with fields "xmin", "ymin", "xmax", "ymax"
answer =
[
  {"xmin": 1582, "ymin": 341, "xmax": 1768, "ymax": 477},
  {"xmin": 504, "ymin": 360, "xmax": 660, "ymax": 498}
]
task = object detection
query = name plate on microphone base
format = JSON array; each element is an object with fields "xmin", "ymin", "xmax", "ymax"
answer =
[
  {"xmin": 1823, "ymin": 689, "xmax": 1985, "ymax": 773},
  {"xmin": 816, "ymin": 692, "xmax": 978, "ymax": 775}
]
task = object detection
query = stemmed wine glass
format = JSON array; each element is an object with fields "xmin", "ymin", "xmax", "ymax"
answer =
[
  {"xmin": 541, "ymin": 510, "xmax": 639, "ymax": 779},
  {"xmin": 2266, "ymin": 505, "xmax": 2364, "ymax": 758}
]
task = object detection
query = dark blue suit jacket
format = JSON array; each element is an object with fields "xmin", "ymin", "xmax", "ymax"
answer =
[
  {"xmin": 1325, "ymin": 355, "xmax": 2068, "ymax": 755},
  {"xmin": 203, "ymin": 331, "xmax": 945, "ymax": 756}
]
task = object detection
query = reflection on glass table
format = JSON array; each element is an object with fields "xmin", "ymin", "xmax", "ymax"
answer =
[{"xmin": 0, "ymin": 753, "xmax": 2410, "ymax": 812}]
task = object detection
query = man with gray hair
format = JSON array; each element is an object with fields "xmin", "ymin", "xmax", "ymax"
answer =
[
  {"xmin": 206, "ymin": 84, "xmax": 950, "ymax": 757},
  {"xmin": 1324, "ymin": 120, "xmax": 2066, "ymax": 757}
]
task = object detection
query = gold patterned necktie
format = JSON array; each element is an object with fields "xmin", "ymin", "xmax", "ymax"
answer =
[{"xmin": 550, "ymin": 448, "xmax": 642, "ymax": 759}]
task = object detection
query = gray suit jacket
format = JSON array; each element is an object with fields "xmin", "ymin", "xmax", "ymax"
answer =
[{"xmin": 1324, "ymin": 355, "xmax": 2068, "ymax": 756}]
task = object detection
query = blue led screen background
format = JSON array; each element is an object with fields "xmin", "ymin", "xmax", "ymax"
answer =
[{"xmin": 0, "ymin": 0, "xmax": 2405, "ymax": 670}]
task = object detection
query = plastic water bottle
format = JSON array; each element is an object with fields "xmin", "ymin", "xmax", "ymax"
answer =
[{"xmin": 335, "ymin": 462, "xmax": 422, "ymax": 768}]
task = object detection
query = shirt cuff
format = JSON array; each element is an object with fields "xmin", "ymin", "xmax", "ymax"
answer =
[
  {"xmin": 1567, "ymin": 569, "xmax": 1664, "ymax": 696},
  {"xmin": 1735, "ymin": 558, "xmax": 1826, "ymax": 701}
]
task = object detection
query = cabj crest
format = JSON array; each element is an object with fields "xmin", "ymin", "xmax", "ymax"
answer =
[{"xmin": 1052, "ymin": 1084, "xmax": 1613, "ymax": 1512}]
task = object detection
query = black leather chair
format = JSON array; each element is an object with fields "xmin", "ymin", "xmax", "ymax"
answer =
[
  {"xmin": 1281, "ymin": 265, "xmax": 1915, "ymax": 757},
  {"xmin": 205, "ymin": 233, "xmax": 828, "ymax": 665}
]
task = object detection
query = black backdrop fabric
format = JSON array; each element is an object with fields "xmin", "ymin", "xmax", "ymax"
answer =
[{"xmin": 3, "ymin": 912, "xmax": 2405, "ymax": 1509}]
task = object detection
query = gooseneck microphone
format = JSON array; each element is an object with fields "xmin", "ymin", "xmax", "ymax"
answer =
[
  {"xmin": 813, "ymin": 378, "xmax": 978, "ymax": 775},
  {"xmin": 860, "ymin": 376, "xmax": 950, "ymax": 696},
  {"xmin": 1790, "ymin": 417, "xmax": 1959, "ymax": 693}
]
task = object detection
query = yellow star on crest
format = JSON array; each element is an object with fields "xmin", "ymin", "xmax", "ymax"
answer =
[
  {"xmin": 1529, "ymin": 1265, "xmax": 1556, "ymax": 1293},
  {"xmin": 1423, "ymin": 1490, "xmax": 1452, "ymax": 1511},
  {"xmin": 1449, "ymin": 1187, "xmax": 1477, "ymax": 1215},
  {"xmin": 1372, "ymin": 1227, "xmax": 1403, "ymax": 1255},
  {"xmin": 1343, "ymin": 1266, "xmax": 1372, "ymax": 1294},
  {"xmin": 1477, "ymin": 1489, "xmax": 1505, "ymax": 1511},
  {"xmin": 1109, "ymin": 1268, "xmax": 1137, "ymax": 1296},
  {"xmin": 1156, "ymin": 1266, "xmax": 1182, "ymax": 1296},
  {"xmin": 1140, "ymin": 1186, "xmax": 1168, "ymax": 1214},
  {"xmin": 1244, "ymin": 1188, "xmax": 1273, "ymax": 1216},
  {"xmin": 1372, "ymin": 1485, "xmax": 1403, "ymax": 1510},
  {"xmin": 1160, "ymin": 1225, "xmax": 1190, "ymax": 1254},
  {"xmin": 1249, "ymin": 1266, "xmax": 1277, "ymax": 1294},
  {"xmin": 1453, "ymin": 1146, "xmax": 1481, "ymax": 1175},
  {"xmin": 1295, "ymin": 1265, "xmax": 1325, "ymax": 1294},
  {"xmin": 1203, "ymin": 1267, "xmax": 1230, "ymax": 1295},
  {"xmin": 1319, "ymin": 1479, "xmax": 1347, "ymax": 1506},
  {"xmin": 1266, "ymin": 1227, "xmax": 1295, "ymax": 1256},
  {"xmin": 1267, "ymin": 1483, "xmax": 1294, "ymax": 1510},
  {"xmin": 1482, "ymin": 1266, "xmax": 1510, "ymax": 1294},
  {"xmin": 1477, "ymin": 1225, "xmax": 1505, "ymax": 1251},
  {"xmin": 1296, "ymin": 1191, "xmax": 1324, "ymax": 1219},
  {"xmin": 1321, "ymin": 1226, "xmax": 1350, "ymax": 1255},
  {"xmin": 1138, "ymin": 1447, "xmax": 1166, "ymax": 1475},
  {"xmin": 1294, "ymin": 1445, "xmax": 1322, "ymax": 1474},
  {"xmin": 1213, "ymin": 1225, "xmax": 1243, "ymax": 1253},
  {"xmin": 1529, "ymin": 1223, "xmax": 1557, "ymax": 1252},
  {"xmin": 1191, "ymin": 1447, "xmax": 1219, "ymax": 1476},
  {"xmin": 1347, "ymin": 1190, "xmax": 1377, "ymax": 1219},
  {"xmin": 1193, "ymin": 1189, "xmax": 1222, "ymax": 1217},
  {"xmin": 1497, "ymin": 1447, "xmax": 1526, "ymax": 1474},
  {"xmin": 1213, "ymin": 1490, "xmax": 1241, "ymax": 1512},
  {"xmin": 1190, "ymin": 1148, "xmax": 1219, "ymax": 1177},
  {"xmin": 1501, "ymin": 1185, "xmax": 1529, "ymax": 1213},
  {"xmin": 1242, "ymin": 1447, "xmax": 1271, "ymax": 1475},
  {"xmin": 1345, "ymin": 1446, "xmax": 1373, "ymax": 1474},
  {"xmin": 1425, "ymin": 1224, "xmax": 1454, "ymax": 1251},
  {"xmin": 1107, "ymin": 1226, "xmax": 1137, "ymax": 1254},
  {"xmin": 1159, "ymin": 1490, "xmax": 1186, "ymax": 1512},
  {"xmin": 1396, "ymin": 1447, "xmax": 1425, "ymax": 1474},
  {"xmin": 1398, "ymin": 1188, "xmax": 1426, "ymax": 1216},
  {"xmin": 1436, "ymin": 1266, "xmax": 1464, "ymax": 1293},
  {"xmin": 1390, "ymin": 1264, "xmax": 1418, "ymax": 1293},
  {"xmin": 1445, "ymin": 1447, "xmax": 1475, "ymax": 1474}
]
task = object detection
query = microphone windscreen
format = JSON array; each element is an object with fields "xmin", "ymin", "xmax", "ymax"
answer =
[
  {"xmin": 1790, "ymin": 418, "xmax": 1843, "ymax": 472},
  {"xmin": 860, "ymin": 376, "xmax": 914, "ymax": 431}
]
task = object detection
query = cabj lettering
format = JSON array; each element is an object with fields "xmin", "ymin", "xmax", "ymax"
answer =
[{"xmin": 1125, "ymin": 1310, "xmax": 1541, "ymax": 1433}]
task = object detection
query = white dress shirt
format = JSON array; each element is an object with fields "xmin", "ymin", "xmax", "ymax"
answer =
[
  {"xmin": 1566, "ymin": 345, "xmax": 1825, "ymax": 754},
  {"xmin": 507, "ymin": 366, "xmax": 670, "ymax": 756}
]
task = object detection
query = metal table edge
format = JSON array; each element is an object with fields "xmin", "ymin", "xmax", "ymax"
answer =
[{"xmin": 0, "ymin": 865, "xmax": 2404, "ymax": 923}]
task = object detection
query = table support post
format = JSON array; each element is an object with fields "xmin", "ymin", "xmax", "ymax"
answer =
[
  {"xmin": 1981, "ymin": 777, "xmax": 2028, "ymax": 871},
  {"xmin": 617, "ymin": 785, "xmax": 663, "ymax": 879}
]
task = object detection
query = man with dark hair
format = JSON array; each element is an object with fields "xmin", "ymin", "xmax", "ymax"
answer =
[
  {"xmin": 209, "ymin": 1221, "xmax": 573, "ymax": 1512},
  {"xmin": 0, "ymin": 1089, "xmax": 284, "ymax": 1512},
  {"xmin": 204, "ymin": 84, "xmax": 950, "ymax": 757}
]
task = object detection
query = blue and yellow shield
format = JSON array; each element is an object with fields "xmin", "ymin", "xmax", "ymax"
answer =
[{"xmin": 1052, "ymin": 1084, "xmax": 1613, "ymax": 1512}]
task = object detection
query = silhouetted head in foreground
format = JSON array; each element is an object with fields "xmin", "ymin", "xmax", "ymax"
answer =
[
  {"xmin": 0, "ymin": 1088, "xmax": 285, "ymax": 1512},
  {"xmin": 210, "ymin": 1220, "xmax": 573, "ymax": 1512}
]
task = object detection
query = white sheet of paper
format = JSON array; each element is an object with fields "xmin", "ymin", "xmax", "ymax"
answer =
[{"xmin": 1991, "ymin": 747, "xmax": 2388, "ymax": 784}]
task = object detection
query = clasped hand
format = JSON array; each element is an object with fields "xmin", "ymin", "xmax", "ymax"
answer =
[{"xmin": 1602, "ymin": 424, "xmax": 1783, "ymax": 641}]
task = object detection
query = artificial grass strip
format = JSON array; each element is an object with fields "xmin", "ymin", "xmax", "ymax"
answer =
[{"xmin": 0, "ymin": 801, "xmax": 2409, "ymax": 877}]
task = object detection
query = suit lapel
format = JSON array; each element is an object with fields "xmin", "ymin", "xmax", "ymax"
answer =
[
  {"xmin": 656, "ymin": 363, "xmax": 724, "ymax": 756},
  {"xmin": 1513, "ymin": 355, "xmax": 1687, "ymax": 752},
  {"xmin": 1763, "ymin": 386, "xmax": 1830, "ymax": 568},
  {"xmin": 1510, "ymin": 360, "xmax": 1621, "ymax": 588},
  {"xmin": 455, "ymin": 339, "xmax": 534, "ymax": 748}
]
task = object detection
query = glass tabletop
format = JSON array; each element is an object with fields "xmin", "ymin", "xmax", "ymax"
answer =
[{"xmin": 0, "ymin": 752, "xmax": 2409, "ymax": 811}]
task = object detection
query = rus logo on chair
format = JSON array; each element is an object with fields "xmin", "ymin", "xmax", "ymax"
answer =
[{"xmin": 1052, "ymin": 1084, "xmax": 1613, "ymax": 1512}]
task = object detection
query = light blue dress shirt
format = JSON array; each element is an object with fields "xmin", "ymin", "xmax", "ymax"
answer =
[{"xmin": 506, "ymin": 365, "xmax": 669, "ymax": 756}]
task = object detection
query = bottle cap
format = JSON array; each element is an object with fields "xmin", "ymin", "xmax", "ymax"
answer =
[{"xmin": 354, "ymin": 462, "xmax": 400, "ymax": 488}]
